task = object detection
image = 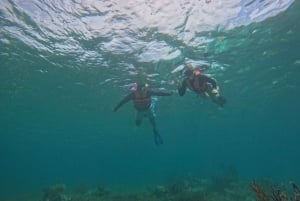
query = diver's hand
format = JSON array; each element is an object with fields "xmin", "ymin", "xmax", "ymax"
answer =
[{"xmin": 211, "ymin": 88, "xmax": 220, "ymax": 97}]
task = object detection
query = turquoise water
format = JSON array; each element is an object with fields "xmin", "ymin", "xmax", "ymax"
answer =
[{"xmin": 1, "ymin": 0, "xmax": 300, "ymax": 198}]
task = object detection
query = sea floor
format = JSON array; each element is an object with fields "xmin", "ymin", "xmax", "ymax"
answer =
[{"xmin": 2, "ymin": 176, "xmax": 299, "ymax": 201}]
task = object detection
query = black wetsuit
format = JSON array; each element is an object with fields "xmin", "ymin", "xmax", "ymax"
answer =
[{"xmin": 178, "ymin": 74, "xmax": 217, "ymax": 96}]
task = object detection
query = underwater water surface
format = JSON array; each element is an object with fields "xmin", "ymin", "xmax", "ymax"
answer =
[{"xmin": 1, "ymin": 0, "xmax": 300, "ymax": 200}]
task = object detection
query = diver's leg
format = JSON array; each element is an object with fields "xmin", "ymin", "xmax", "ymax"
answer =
[
  {"xmin": 149, "ymin": 117, "xmax": 158, "ymax": 135},
  {"xmin": 147, "ymin": 109, "xmax": 163, "ymax": 145},
  {"xmin": 148, "ymin": 109, "xmax": 158, "ymax": 134}
]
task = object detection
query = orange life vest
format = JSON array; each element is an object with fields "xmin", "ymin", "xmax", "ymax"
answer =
[{"xmin": 133, "ymin": 91, "xmax": 151, "ymax": 110}]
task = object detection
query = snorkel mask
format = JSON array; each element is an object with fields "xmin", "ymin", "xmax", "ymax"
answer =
[{"xmin": 137, "ymin": 82, "xmax": 149, "ymax": 92}]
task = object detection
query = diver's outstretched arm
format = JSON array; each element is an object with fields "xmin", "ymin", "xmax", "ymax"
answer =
[{"xmin": 113, "ymin": 93, "xmax": 133, "ymax": 112}]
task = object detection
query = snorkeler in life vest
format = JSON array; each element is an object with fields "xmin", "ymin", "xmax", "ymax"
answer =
[
  {"xmin": 113, "ymin": 82, "xmax": 173, "ymax": 145},
  {"xmin": 178, "ymin": 64, "xmax": 227, "ymax": 107}
]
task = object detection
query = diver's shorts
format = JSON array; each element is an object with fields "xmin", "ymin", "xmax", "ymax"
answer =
[{"xmin": 136, "ymin": 108, "xmax": 155, "ymax": 121}]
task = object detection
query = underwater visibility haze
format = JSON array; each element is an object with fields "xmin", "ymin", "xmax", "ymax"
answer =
[{"xmin": 1, "ymin": 0, "xmax": 300, "ymax": 199}]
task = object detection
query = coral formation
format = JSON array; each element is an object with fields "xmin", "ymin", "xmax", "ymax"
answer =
[
  {"xmin": 292, "ymin": 182, "xmax": 300, "ymax": 201},
  {"xmin": 251, "ymin": 181, "xmax": 300, "ymax": 201},
  {"xmin": 251, "ymin": 180, "xmax": 270, "ymax": 201},
  {"xmin": 42, "ymin": 184, "xmax": 70, "ymax": 201},
  {"xmin": 41, "ymin": 175, "xmax": 251, "ymax": 201}
]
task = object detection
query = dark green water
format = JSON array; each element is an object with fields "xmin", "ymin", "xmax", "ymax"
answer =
[{"xmin": 1, "ymin": 0, "xmax": 300, "ymax": 199}]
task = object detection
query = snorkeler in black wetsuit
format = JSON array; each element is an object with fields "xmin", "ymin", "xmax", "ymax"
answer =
[{"xmin": 178, "ymin": 64, "xmax": 227, "ymax": 107}]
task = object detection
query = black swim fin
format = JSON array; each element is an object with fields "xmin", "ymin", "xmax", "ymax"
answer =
[
  {"xmin": 154, "ymin": 134, "xmax": 163, "ymax": 146},
  {"xmin": 216, "ymin": 96, "xmax": 227, "ymax": 107}
]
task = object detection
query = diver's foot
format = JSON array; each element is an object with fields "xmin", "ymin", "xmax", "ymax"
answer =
[
  {"xmin": 154, "ymin": 134, "xmax": 163, "ymax": 146},
  {"xmin": 218, "ymin": 96, "xmax": 227, "ymax": 107}
]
